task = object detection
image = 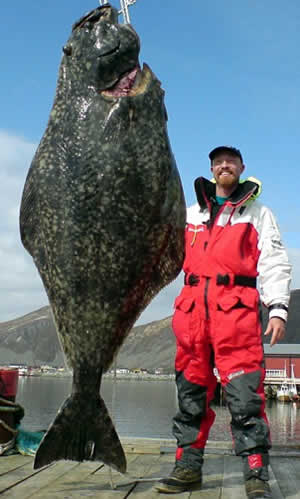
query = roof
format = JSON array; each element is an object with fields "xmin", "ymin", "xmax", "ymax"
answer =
[{"xmin": 264, "ymin": 344, "xmax": 300, "ymax": 355}]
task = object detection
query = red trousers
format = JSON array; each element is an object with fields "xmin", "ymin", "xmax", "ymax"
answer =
[{"xmin": 172, "ymin": 283, "xmax": 271, "ymax": 466}]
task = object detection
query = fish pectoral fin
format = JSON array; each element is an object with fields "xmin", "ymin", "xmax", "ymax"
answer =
[{"xmin": 33, "ymin": 394, "xmax": 126, "ymax": 473}]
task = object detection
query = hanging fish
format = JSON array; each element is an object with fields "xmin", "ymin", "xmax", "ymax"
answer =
[{"xmin": 20, "ymin": 4, "xmax": 186, "ymax": 472}]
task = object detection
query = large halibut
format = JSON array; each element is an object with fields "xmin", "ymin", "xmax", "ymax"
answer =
[{"xmin": 20, "ymin": 4, "xmax": 186, "ymax": 472}]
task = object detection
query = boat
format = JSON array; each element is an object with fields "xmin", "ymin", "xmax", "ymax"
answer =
[
  {"xmin": 277, "ymin": 363, "xmax": 299, "ymax": 402},
  {"xmin": 277, "ymin": 382, "xmax": 291, "ymax": 402},
  {"xmin": 18, "ymin": 367, "xmax": 29, "ymax": 376}
]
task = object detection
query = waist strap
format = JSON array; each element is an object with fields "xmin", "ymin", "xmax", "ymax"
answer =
[{"xmin": 184, "ymin": 273, "xmax": 256, "ymax": 288}]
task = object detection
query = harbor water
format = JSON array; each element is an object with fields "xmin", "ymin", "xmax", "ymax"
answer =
[{"xmin": 16, "ymin": 376, "xmax": 300, "ymax": 445}]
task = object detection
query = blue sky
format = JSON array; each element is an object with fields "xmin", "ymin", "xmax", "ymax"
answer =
[{"xmin": 0, "ymin": 0, "xmax": 299, "ymax": 323}]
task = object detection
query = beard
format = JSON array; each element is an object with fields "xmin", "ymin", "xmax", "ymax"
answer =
[{"xmin": 216, "ymin": 172, "xmax": 239, "ymax": 190}]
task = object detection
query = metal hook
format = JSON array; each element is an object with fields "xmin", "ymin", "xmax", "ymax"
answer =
[
  {"xmin": 99, "ymin": 0, "xmax": 138, "ymax": 24},
  {"xmin": 119, "ymin": 0, "xmax": 137, "ymax": 24}
]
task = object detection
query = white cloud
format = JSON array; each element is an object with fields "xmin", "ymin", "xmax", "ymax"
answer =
[
  {"xmin": 0, "ymin": 130, "xmax": 35, "ymax": 174},
  {"xmin": 0, "ymin": 131, "xmax": 48, "ymax": 321},
  {"xmin": 0, "ymin": 130, "xmax": 299, "ymax": 324}
]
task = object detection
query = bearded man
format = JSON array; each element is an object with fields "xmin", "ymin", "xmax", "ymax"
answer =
[{"xmin": 155, "ymin": 146, "xmax": 291, "ymax": 498}]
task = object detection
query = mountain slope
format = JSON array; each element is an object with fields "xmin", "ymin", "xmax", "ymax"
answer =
[{"xmin": 0, "ymin": 290, "xmax": 299, "ymax": 370}]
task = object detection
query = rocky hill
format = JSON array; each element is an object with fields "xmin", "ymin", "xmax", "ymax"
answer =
[
  {"xmin": 0, "ymin": 289, "xmax": 299, "ymax": 371},
  {"xmin": 0, "ymin": 307, "xmax": 64, "ymax": 367}
]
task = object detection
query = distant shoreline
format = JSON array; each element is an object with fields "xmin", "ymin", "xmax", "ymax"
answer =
[
  {"xmin": 17, "ymin": 371, "xmax": 175, "ymax": 382},
  {"xmin": 103, "ymin": 372, "xmax": 175, "ymax": 381}
]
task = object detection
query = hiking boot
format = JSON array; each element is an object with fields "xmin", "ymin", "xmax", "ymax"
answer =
[
  {"xmin": 154, "ymin": 465, "xmax": 202, "ymax": 494},
  {"xmin": 245, "ymin": 478, "xmax": 272, "ymax": 498}
]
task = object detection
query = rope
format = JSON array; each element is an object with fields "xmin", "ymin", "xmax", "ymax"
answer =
[
  {"xmin": 0, "ymin": 398, "xmax": 25, "ymax": 422},
  {"xmin": 0, "ymin": 406, "xmax": 22, "ymax": 413},
  {"xmin": 0, "ymin": 419, "xmax": 18, "ymax": 435}
]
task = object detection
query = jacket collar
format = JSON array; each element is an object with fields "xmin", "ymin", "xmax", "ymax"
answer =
[{"xmin": 194, "ymin": 176, "xmax": 262, "ymax": 210}]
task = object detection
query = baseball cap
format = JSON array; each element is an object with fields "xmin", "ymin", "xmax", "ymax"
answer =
[{"xmin": 209, "ymin": 146, "xmax": 243, "ymax": 163}]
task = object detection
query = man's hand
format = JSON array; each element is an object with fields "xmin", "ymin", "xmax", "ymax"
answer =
[{"xmin": 264, "ymin": 317, "xmax": 286, "ymax": 347}]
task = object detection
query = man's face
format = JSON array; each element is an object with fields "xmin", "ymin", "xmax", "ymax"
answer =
[{"xmin": 210, "ymin": 153, "xmax": 245, "ymax": 189}]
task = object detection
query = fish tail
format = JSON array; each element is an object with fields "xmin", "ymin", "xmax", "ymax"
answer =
[{"xmin": 33, "ymin": 393, "xmax": 126, "ymax": 473}]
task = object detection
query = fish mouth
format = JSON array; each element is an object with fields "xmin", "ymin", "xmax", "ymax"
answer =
[
  {"xmin": 97, "ymin": 41, "xmax": 120, "ymax": 58},
  {"xmin": 101, "ymin": 63, "xmax": 154, "ymax": 99}
]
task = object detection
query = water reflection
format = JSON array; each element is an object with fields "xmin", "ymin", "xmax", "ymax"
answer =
[
  {"xmin": 16, "ymin": 377, "xmax": 300, "ymax": 445},
  {"xmin": 266, "ymin": 399, "xmax": 300, "ymax": 444}
]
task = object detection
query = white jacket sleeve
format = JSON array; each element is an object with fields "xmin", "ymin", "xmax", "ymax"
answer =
[{"xmin": 257, "ymin": 205, "xmax": 292, "ymax": 322}]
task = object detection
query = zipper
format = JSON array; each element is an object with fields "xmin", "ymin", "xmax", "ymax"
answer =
[{"xmin": 204, "ymin": 277, "xmax": 210, "ymax": 320}]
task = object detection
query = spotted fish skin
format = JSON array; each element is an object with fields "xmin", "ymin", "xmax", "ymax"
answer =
[{"xmin": 20, "ymin": 5, "xmax": 186, "ymax": 473}]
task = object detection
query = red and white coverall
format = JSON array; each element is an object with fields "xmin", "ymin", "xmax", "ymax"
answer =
[{"xmin": 172, "ymin": 176, "xmax": 291, "ymax": 480}]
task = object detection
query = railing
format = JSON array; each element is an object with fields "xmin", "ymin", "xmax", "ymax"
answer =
[
  {"xmin": 213, "ymin": 368, "xmax": 300, "ymax": 385},
  {"xmin": 266, "ymin": 369, "xmax": 286, "ymax": 378},
  {"xmin": 265, "ymin": 376, "xmax": 300, "ymax": 385}
]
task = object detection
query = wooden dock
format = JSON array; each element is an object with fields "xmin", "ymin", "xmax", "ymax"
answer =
[{"xmin": 1, "ymin": 438, "xmax": 300, "ymax": 498}]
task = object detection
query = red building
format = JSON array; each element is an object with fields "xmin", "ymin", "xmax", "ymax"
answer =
[{"xmin": 264, "ymin": 345, "xmax": 300, "ymax": 379}]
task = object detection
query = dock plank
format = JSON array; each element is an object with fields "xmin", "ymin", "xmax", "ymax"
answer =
[
  {"xmin": 0, "ymin": 456, "xmax": 33, "ymax": 476},
  {"xmin": 0, "ymin": 460, "xmax": 79, "ymax": 498},
  {"xmin": 268, "ymin": 462, "xmax": 284, "ymax": 499},
  {"xmin": 0, "ymin": 459, "xmax": 50, "ymax": 496},
  {"xmin": 270, "ymin": 457, "xmax": 300, "ymax": 499},
  {"xmin": 0, "ymin": 440, "xmax": 299, "ymax": 498},
  {"xmin": 127, "ymin": 450, "xmax": 225, "ymax": 498},
  {"xmin": 129, "ymin": 453, "xmax": 191, "ymax": 498},
  {"xmin": 29, "ymin": 455, "xmax": 138, "ymax": 499},
  {"xmin": 221, "ymin": 454, "xmax": 246, "ymax": 499},
  {"xmin": 289, "ymin": 454, "xmax": 300, "ymax": 475},
  {"xmin": 189, "ymin": 453, "xmax": 224, "ymax": 498}
]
